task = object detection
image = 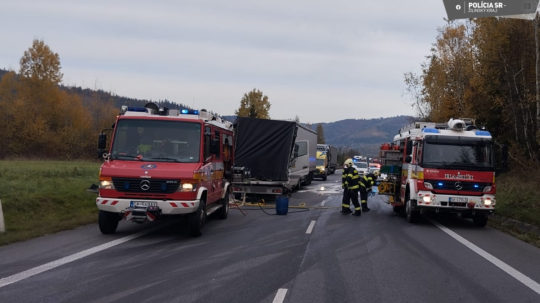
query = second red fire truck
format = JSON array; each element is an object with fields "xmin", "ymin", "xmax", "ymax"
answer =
[{"xmin": 377, "ymin": 118, "xmax": 501, "ymax": 227}]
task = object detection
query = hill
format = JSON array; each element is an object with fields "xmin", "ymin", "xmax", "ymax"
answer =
[{"xmin": 218, "ymin": 115, "xmax": 414, "ymax": 157}]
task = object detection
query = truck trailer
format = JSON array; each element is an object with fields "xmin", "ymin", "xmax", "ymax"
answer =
[{"xmin": 231, "ymin": 117, "xmax": 298, "ymax": 198}]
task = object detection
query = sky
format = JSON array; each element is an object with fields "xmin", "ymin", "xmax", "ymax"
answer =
[{"xmin": 0, "ymin": 0, "xmax": 449, "ymax": 123}]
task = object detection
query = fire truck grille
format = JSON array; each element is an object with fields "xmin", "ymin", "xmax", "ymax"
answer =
[
  {"xmin": 112, "ymin": 178, "xmax": 180, "ymax": 193},
  {"xmin": 425, "ymin": 180, "xmax": 491, "ymax": 192}
]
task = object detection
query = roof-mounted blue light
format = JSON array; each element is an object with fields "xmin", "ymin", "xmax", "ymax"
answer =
[
  {"xmin": 422, "ymin": 127, "xmax": 439, "ymax": 133},
  {"xmin": 475, "ymin": 130, "xmax": 491, "ymax": 136},
  {"xmin": 126, "ymin": 107, "xmax": 147, "ymax": 112},
  {"xmin": 180, "ymin": 109, "xmax": 200, "ymax": 115}
]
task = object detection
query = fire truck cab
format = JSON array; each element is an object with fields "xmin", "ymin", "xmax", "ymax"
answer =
[
  {"xmin": 378, "ymin": 118, "xmax": 497, "ymax": 227},
  {"xmin": 96, "ymin": 103, "xmax": 234, "ymax": 237}
]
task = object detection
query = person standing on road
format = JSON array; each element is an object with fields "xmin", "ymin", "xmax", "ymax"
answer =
[
  {"xmin": 341, "ymin": 159, "xmax": 362, "ymax": 216},
  {"xmin": 359, "ymin": 170, "xmax": 380, "ymax": 212}
]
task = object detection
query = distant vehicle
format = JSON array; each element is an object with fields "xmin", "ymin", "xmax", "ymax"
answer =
[
  {"xmin": 352, "ymin": 157, "xmax": 369, "ymax": 176},
  {"xmin": 314, "ymin": 144, "xmax": 338, "ymax": 180}
]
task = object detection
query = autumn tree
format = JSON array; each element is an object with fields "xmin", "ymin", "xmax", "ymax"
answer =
[
  {"xmin": 235, "ymin": 88, "xmax": 271, "ymax": 119},
  {"xmin": 316, "ymin": 123, "xmax": 325, "ymax": 144}
]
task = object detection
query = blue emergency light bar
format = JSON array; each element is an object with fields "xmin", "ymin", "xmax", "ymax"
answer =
[
  {"xmin": 475, "ymin": 130, "xmax": 491, "ymax": 136},
  {"xmin": 422, "ymin": 127, "xmax": 439, "ymax": 133},
  {"xmin": 126, "ymin": 107, "xmax": 148, "ymax": 112},
  {"xmin": 181, "ymin": 109, "xmax": 199, "ymax": 115}
]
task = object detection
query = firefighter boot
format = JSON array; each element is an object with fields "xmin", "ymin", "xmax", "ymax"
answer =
[
  {"xmin": 352, "ymin": 207, "xmax": 362, "ymax": 216},
  {"xmin": 341, "ymin": 205, "xmax": 352, "ymax": 214},
  {"xmin": 361, "ymin": 202, "xmax": 370, "ymax": 212}
]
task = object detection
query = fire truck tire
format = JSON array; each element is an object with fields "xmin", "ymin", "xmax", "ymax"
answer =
[
  {"xmin": 473, "ymin": 214, "xmax": 488, "ymax": 227},
  {"xmin": 405, "ymin": 198, "xmax": 419, "ymax": 223},
  {"xmin": 99, "ymin": 210, "xmax": 120, "ymax": 234},
  {"xmin": 188, "ymin": 199, "xmax": 206, "ymax": 237},
  {"xmin": 217, "ymin": 194, "xmax": 229, "ymax": 220}
]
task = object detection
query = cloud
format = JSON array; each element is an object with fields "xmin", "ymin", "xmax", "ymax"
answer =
[{"xmin": 0, "ymin": 0, "xmax": 448, "ymax": 122}]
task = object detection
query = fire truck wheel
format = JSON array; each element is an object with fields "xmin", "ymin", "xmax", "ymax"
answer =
[
  {"xmin": 188, "ymin": 199, "xmax": 206, "ymax": 237},
  {"xmin": 99, "ymin": 210, "xmax": 120, "ymax": 234},
  {"xmin": 405, "ymin": 198, "xmax": 419, "ymax": 223},
  {"xmin": 217, "ymin": 193, "xmax": 229, "ymax": 220},
  {"xmin": 473, "ymin": 214, "xmax": 488, "ymax": 227}
]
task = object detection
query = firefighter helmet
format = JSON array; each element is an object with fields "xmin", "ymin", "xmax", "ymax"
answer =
[
  {"xmin": 344, "ymin": 158, "xmax": 353, "ymax": 167},
  {"xmin": 373, "ymin": 170, "xmax": 380, "ymax": 177}
]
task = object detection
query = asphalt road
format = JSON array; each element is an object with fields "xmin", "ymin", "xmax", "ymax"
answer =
[{"xmin": 1, "ymin": 170, "xmax": 540, "ymax": 302}]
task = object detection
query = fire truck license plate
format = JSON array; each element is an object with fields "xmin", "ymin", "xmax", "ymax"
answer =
[
  {"xmin": 130, "ymin": 201, "xmax": 158, "ymax": 207},
  {"xmin": 449, "ymin": 197, "xmax": 468, "ymax": 203}
]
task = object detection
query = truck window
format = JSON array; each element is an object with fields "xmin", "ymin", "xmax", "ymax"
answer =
[
  {"xmin": 296, "ymin": 142, "xmax": 307, "ymax": 157},
  {"xmin": 110, "ymin": 120, "xmax": 201, "ymax": 163},
  {"xmin": 204, "ymin": 126, "xmax": 211, "ymax": 160},
  {"xmin": 215, "ymin": 130, "xmax": 221, "ymax": 159}
]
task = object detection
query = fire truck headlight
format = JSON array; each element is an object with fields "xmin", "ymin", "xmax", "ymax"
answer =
[
  {"xmin": 424, "ymin": 182, "xmax": 433, "ymax": 189},
  {"xmin": 423, "ymin": 196, "xmax": 432, "ymax": 202},
  {"xmin": 483, "ymin": 186, "xmax": 492, "ymax": 192},
  {"xmin": 100, "ymin": 180, "xmax": 115, "ymax": 190},
  {"xmin": 178, "ymin": 183, "xmax": 197, "ymax": 192}
]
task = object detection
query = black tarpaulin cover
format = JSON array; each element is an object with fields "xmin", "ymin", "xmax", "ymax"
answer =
[{"xmin": 234, "ymin": 117, "xmax": 297, "ymax": 181}]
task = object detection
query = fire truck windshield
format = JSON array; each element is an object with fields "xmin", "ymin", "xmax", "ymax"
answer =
[
  {"xmin": 110, "ymin": 119, "xmax": 201, "ymax": 163},
  {"xmin": 422, "ymin": 136, "xmax": 494, "ymax": 171}
]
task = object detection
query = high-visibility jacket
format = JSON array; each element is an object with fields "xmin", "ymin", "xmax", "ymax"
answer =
[
  {"xmin": 342, "ymin": 166, "xmax": 360, "ymax": 190},
  {"xmin": 360, "ymin": 173, "xmax": 376, "ymax": 188}
]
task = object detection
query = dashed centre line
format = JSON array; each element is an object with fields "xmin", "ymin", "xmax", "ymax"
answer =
[
  {"xmin": 272, "ymin": 288, "xmax": 288, "ymax": 303},
  {"xmin": 306, "ymin": 220, "xmax": 316, "ymax": 234}
]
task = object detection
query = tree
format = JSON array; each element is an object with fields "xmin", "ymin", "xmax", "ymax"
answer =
[
  {"xmin": 295, "ymin": 115, "xmax": 300, "ymax": 122},
  {"xmin": 19, "ymin": 39, "xmax": 63, "ymax": 86},
  {"xmin": 316, "ymin": 123, "xmax": 325, "ymax": 144},
  {"xmin": 234, "ymin": 88, "xmax": 271, "ymax": 119}
]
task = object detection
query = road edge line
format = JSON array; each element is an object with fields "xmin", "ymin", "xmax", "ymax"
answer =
[{"xmin": 430, "ymin": 219, "xmax": 540, "ymax": 295}]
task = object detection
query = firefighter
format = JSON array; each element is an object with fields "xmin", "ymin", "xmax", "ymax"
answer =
[
  {"xmin": 341, "ymin": 158, "xmax": 362, "ymax": 216},
  {"xmin": 359, "ymin": 170, "xmax": 380, "ymax": 212}
]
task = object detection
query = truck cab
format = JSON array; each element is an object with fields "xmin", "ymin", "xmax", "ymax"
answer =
[
  {"xmin": 314, "ymin": 151, "xmax": 328, "ymax": 181},
  {"xmin": 96, "ymin": 104, "xmax": 234, "ymax": 237}
]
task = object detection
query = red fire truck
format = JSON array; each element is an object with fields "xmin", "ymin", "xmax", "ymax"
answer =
[
  {"xmin": 96, "ymin": 103, "xmax": 234, "ymax": 237},
  {"xmin": 377, "ymin": 118, "xmax": 503, "ymax": 227}
]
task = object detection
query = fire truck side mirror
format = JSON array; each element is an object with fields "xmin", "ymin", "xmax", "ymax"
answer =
[
  {"xmin": 98, "ymin": 133, "xmax": 107, "ymax": 150},
  {"xmin": 405, "ymin": 155, "xmax": 412, "ymax": 163}
]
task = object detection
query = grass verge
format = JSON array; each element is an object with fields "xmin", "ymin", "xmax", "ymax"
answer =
[
  {"xmin": 0, "ymin": 160, "xmax": 101, "ymax": 246},
  {"xmin": 487, "ymin": 170, "xmax": 540, "ymax": 248}
]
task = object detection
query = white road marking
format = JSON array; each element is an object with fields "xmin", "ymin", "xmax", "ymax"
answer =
[
  {"xmin": 272, "ymin": 288, "xmax": 288, "ymax": 303},
  {"xmin": 320, "ymin": 196, "xmax": 332, "ymax": 207},
  {"xmin": 430, "ymin": 219, "xmax": 540, "ymax": 295},
  {"xmin": 0, "ymin": 224, "xmax": 167, "ymax": 288},
  {"xmin": 306, "ymin": 220, "xmax": 316, "ymax": 234}
]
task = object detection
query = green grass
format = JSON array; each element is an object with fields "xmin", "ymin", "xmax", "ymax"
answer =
[
  {"xmin": 493, "ymin": 170, "xmax": 540, "ymax": 227},
  {"xmin": 0, "ymin": 160, "xmax": 102, "ymax": 246}
]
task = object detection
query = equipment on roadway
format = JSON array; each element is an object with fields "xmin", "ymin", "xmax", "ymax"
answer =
[
  {"xmin": 377, "ymin": 118, "xmax": 506, "ymax": 227},
  {"xmin": 95, "ymin": 103, "xmax": 234, "ymax": 237}
]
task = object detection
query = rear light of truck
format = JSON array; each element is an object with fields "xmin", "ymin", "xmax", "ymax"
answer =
[{"xmin": 272, "ymin": 189, "xmax": 282, "ymax": 193}]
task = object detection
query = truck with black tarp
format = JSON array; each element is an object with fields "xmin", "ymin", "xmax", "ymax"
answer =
[{"xmin": 231, "ymin": 117, "xmax": 298, "ymax": 198}]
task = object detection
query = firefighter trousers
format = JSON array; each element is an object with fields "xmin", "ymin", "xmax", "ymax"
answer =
[
  {"xmin": 359, "ymin": 186, "xmax": 370, "ymax": 210},
  {"xmin": 342, "ymin": 189, "xmax": 361, "ymax": 212}
]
